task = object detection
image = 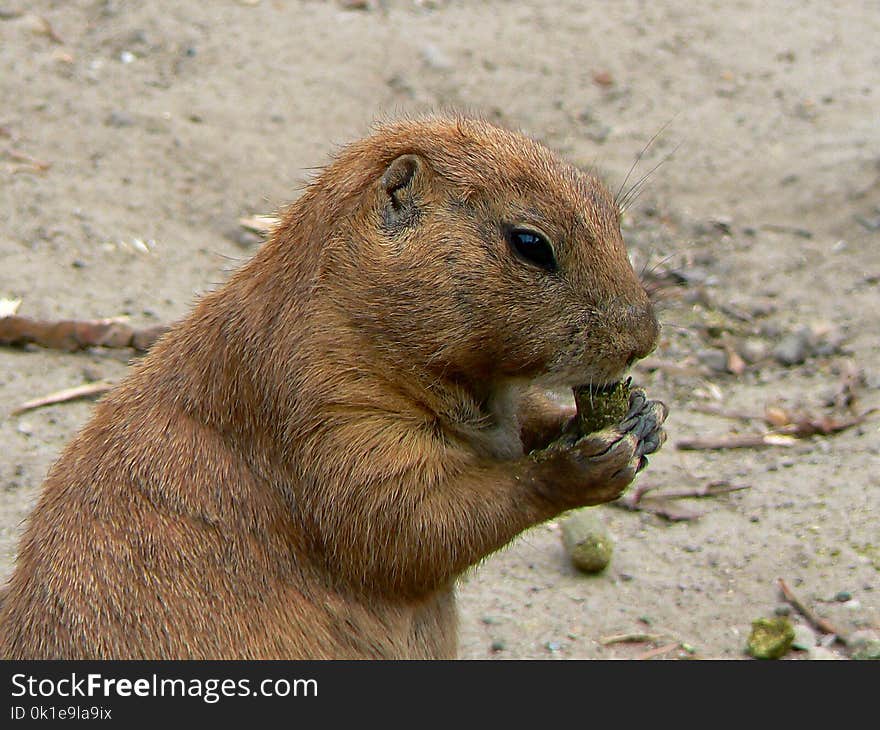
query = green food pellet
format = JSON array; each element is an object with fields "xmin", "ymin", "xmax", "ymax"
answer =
[
  {"xmin": 747, "ymin": 617, "xmax": 795, "ymax": 659},
  {"xmin": 560, "ymin": 509, "xmax": 614, "ymax": 573},
  {"xmin": 573, "ymin": 380, "xmax": 631, "ymax": 434}
]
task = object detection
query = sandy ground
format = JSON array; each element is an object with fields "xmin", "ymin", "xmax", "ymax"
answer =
[{"xmin": 1, "ymin": 0, "xmax": 878, "ymax": 659}]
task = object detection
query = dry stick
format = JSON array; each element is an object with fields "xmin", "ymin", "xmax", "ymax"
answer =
[
  {"xmin": 11, "ymin": 382, "xmax": 115, "ymax": 416},
  {"xmin": 614, "ymin": 480, "xmax": 751, "ymax": 521},
  {"xmin": 614, "ymin": 493, "xmax": 699, "ymax": 521},
  {"xmin": 0, "ymin": 316, "xmax": 168, "ymax": 353},
  {"xmin": 599, "ymin": 633, "xmax": 663, "ymax": 646},
  {"xmin": 677, "ymin": 410, "xmax": 876, "ymax": 451},
  {"xmin": 635, "ymin": 642, "xmax": 682, "ymax": 660},
  {"xmin": 781, "ymin": 410, "xmax": 875, "ymax": 437},
  {"xmin": 777, "ymin": 578, "xmax": 849, "ymax": 647},
  {"xmin": 2, "ymin": 147, "xmax": 51, "ymax": 173},
  {"xmin": 677, "ymin": 433, "xmax": 797, "ymax": 450},
  {"xmin": 642, "ymin": 480, "xmax": 751, "ymax": 500},
  {"xmin": 617, "ymin": 480, "xmax": 699, "ymax": 519},
  {"xmin": 38, "ymin": 15, "xmax": 65, "ymax": 44}
]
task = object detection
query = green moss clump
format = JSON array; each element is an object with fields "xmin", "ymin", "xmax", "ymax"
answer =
[
  {"xmin": 573, "ymin": 380, "xmax": 631, "ymax": 434},
  {"xmin": 747, "ymin": 617, "xmax": 795, "ymax": 659}
]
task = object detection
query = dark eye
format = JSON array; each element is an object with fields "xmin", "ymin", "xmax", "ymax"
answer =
[{"xmin": 506, "ymin": 227, "xmax": 557, "ymax": 272}]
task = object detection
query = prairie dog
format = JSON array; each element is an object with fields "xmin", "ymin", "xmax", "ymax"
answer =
[{"xmin": 0, "ymin": 116, "xmax": 666, "ymax": 659}]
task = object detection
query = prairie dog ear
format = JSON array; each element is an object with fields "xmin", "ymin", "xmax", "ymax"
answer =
[{"xmin": 380, "ymin": 154, "xmax": 425, "ymax": 228}]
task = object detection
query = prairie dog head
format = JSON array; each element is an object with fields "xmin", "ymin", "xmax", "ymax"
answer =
[{"xmin": 318, "ymin": 117, "xmax": 659, "ymax": 388}]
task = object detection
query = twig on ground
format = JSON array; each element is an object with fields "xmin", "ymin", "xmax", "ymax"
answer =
[
  {"xmin": 613, "ymin": 480, "xmax": 751, "ymax": 521},
  {"xmin": 3, "ymin": 146, "xmax": 51, "ymax": 174},
  {"xmin": 0, "ymin": 316, "xmax": 168, "ymax": 353},
  {"xmin": 599, "ymin": 632, "xmax": 662, "ymax": 646},
  {"xmin": 776, "ymin": 410, "xmax": 875, "ymax": 438},
  {"xmin": 643, "ymin": 480, "xmax": 752, "ymax": 500},
  {"xmin": 777, "ymin": 578, "xmax": 849, "ymax": 647},
  {"xmin": 11, "ymin": 382, "xmax": 115, "ymax": 416},
  {"xmin": 677, "ymin": 433, "xmax": 797, "ymax": 450},
  {"xmin": 614, "ymin": 492, "xmax": 700, "ymax": 521},
  {"xmin": 677, "ymin": 408, "xmax": 875, "ymax": 450},
  {"xmin": 635, "ymin": 642, "xmax": 682, "ymax": 660}
]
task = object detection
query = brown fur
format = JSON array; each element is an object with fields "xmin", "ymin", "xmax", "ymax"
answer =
[{"xmin": 0, "ymin": 116, "xmax": 664, "ymax": 659}]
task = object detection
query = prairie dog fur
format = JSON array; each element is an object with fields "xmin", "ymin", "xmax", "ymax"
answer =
[{"xmin": 0, "ymin": 116, "xmax": 666, "ymax": 659}]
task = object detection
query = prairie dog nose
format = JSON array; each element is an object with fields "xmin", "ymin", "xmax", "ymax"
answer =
[{"xmin": 626, "ymin": 301, "xmax": 660, "ymax": 363}]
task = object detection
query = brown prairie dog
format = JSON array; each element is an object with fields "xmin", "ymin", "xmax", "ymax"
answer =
[{"xmin": 0, "ymin": 116, "xmax": 667, "ymax": 659}]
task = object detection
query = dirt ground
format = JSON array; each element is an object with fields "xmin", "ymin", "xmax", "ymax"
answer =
[{"xmin": 1, "ymin": 0, "xmax": 878, "ymax": 660}]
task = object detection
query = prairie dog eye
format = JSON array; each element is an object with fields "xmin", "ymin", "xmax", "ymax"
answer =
[{"xmin": 506, "ymin": 227, "xmax": 557, "ymax": 272}]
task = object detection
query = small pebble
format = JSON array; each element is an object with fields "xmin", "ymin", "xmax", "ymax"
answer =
[
  {"xmin": 812, "ymin": 327, "xmax": 845, "ymax": 356},
  {"xmin": 710, "ymin": 216, "xmax": 733, "ymax": 235},
  {"xmin": 81, "ymin": 366, "xmax": 104, "ymax": 383},
  {"xmin": 592, "ymin": 69, "xmax": 614, "ymax": 87},
  {"xmin": 760, "ymin": 322, "xmax": 782, "ymax": 338},
  {"xmin": 749, "ymin": 299, "xmax": 777, "ymax": 317},
  {"xmin": 738, "ymin": 337, "xmax": 768, "ymax": 363},
  {"xmin": 849, "ymin": 631, "xmax": 880, "ymax": 660},
  {"xmin": 106, "ymin": 110, "xmax": 135, "ymax": 128},
  {"xmin": 127, "ymin": 29, "xmax": 149, "ymax": 45},
  {"xmin": 834, "ymin": 590, "xmax": 852, "ymax": 602},
  {"xmin": 696, "ymin": 348, "xmax": 729, "ymax": 373},
  {"xmin": 419, "ymin": 44, "xmax": 453, "ymax": 71},
  {"xmin": 773, "ymin": 329, "xmax": 811, "ymax": 366},
  {"xmin": 490, "ymin": 639, "xmax": 506, "ymax": 652}
]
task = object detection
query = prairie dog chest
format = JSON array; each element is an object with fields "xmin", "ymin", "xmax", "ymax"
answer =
[{"xmin": 445, "ymin": 381, "xmax": 525, "ymax": 461}]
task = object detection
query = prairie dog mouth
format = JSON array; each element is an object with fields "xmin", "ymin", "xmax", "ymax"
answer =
[
  {"xmin": 572, "ymin": 378, "xmax": 633, "ymax": 433},
  {"xmin": 573, "ymin": 376, "xmax": 632, "ymax": 396}
]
